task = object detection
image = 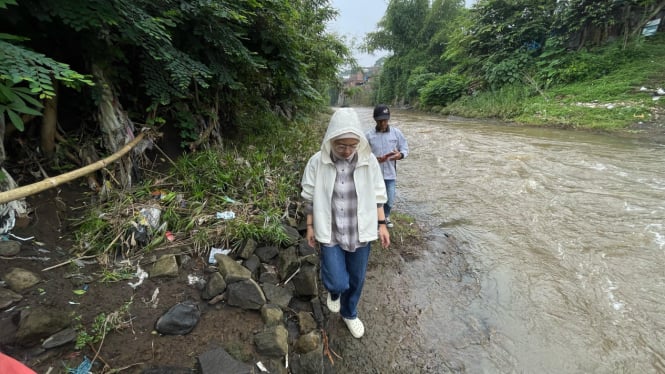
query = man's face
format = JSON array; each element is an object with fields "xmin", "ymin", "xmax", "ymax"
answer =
[
  {"xmin": 332, "ymin": 138, "xmax": 360, "ymax": 158},
  {"xmin": 375, "ymin": 118, "xmax": 389, "ymax": 131}
]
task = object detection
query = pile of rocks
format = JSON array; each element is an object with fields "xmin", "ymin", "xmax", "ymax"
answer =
[{"xmin": 1, "ymin": 223, "xmax": 332, "ymax": 373}]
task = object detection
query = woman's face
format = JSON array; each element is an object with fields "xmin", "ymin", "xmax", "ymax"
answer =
[{"xmin": 332, "ymin": 138, "xmax": 360, "ymax": 158}]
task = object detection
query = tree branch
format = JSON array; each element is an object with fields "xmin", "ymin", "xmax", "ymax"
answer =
[{"xmin": 0, "ymin": 132, "xmax": 145, "ymax": 204}]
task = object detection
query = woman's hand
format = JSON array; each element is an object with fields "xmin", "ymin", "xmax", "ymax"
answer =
[
  {"xmin": 379, "ymin": 225, "xmax": 390, "ymax": 249},
  {"xmin": 306, "ymin": 226, "xmax": 316, "ymax": 248}
]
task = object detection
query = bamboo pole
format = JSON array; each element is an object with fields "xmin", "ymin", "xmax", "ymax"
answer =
[{"xmin": 0, "ymin": 132, "xmax": 146, "ymax": 204}]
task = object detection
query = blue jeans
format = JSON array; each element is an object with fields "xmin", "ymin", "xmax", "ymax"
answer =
[
  {"xmin": 320, "ymin": 243, "xmax": 371, "ymax": 319},
  {"xmin": 384, "ymin": 179, "xmax": 396, "ymax": 218}
]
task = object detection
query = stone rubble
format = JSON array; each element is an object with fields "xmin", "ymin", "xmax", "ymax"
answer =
[{"xmin": 0, "ymin": 222, "xmax": 332, "ymax": 373}]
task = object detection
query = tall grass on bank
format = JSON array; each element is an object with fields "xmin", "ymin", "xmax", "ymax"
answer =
[
  {"xmin": 442, "ymin": 34, "xmax": 665, "ymax": 130},
  {"xmin": 74, "ymin": 112, "xmax": 328, "ymax": 261},
  {"xmin": 442, "ymin": 85, "xmax": 533, "ymax": 119}
]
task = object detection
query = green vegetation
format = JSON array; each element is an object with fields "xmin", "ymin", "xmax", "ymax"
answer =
[
  {"xmin": 74, "ymin": 112, "xmax": 328, "ymax": 258},
  {"xmin": 74, "ymin": 313, "xmax": 108, "ymax": 350},
  {"xmin": 386, "ymin": 212, "xmax": 420, "ymax": 245},
  {"xmin": 73, "ymin": 299, "xmax": 133, "ymax": 350},
  {"xmin": 98, "ymin": 267, "xmax": 135, "ymax": 283},
  {"xmin": 365, "ymin": 0, "xmax": 665, "ymax": 131},
  {"xmin": 443, "ymin": 35, "xmax": 665, "ymax": 129},
  {"xmin": 0, "ymin": 0, "xmax": 351, "ymax": 171}
]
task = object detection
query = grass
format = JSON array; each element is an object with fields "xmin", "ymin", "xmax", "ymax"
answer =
[
  {"xmin": 72, "ymin": 111, "xmax": 329, "ymax": 264},
  {"xmin": 443, "ymin": 85, "xmax": 532, "ymax": 119},
  {"xmin": 73, "ymin": 299, "xmax": 133, "ymax": 350},
  {"xmin": 388, "ymin": 212, "xmax": 420, "ymax": 245},
  {"xmin": 443, "ymin": 34, "xmax": 665, "ymax": 130}
]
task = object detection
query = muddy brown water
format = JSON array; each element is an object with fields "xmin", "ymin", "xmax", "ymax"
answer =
[{"xmin": 351, "ymin": 107, "xmax": 665, "ymax": 373}]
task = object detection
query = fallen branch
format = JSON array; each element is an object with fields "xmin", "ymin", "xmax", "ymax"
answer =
[
  {"xmin": 42, "ymin": 254, "xmax": 98, "ymax": 272},
  {"xmin": 0, "ymin": 132, "xmax": 145, "ymax": 204},
  {"xmin": 0, "ymin": 256, "xmax": 50, "ymax": 261},
  {"xmin": 321, "ymin": 328, "xmax": 342, "ymax": 365}
]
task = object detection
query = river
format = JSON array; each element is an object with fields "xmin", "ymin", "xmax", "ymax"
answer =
[{"xmin": 355, "ymin": 107, "xmax": 665, "ymax": 373}]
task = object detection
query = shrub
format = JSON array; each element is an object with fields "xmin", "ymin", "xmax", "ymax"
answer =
[
  {"xmin": 406, "ymin": 67, "xmax": 437, "ymax": 102},
  {"xmin": 419, "ymin": 73, "xmax": 468, "ymax": 107},
  {"xmin": 482, "ymin": 52, "xmax": 532, "ymax": 90}
]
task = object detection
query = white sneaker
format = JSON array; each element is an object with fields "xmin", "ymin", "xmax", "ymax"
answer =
[
  {"xmin": 343, "ymin": 317, "xmax": 365, "ymax": 338},
  {"xmin": 326, "ymin": 293, "xmax": 340, "ymax": 313},
  {"xmin": 386, "ymin": 217, "xmax": 394, "ymax": 228}
]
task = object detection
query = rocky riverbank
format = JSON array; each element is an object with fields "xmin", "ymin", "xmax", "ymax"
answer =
[{"xmin": 0, "ymin": 186, "xmax": 429, "ymax": 374}]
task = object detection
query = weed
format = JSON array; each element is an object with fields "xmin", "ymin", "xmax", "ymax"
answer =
[
  {"xmin": 73, "ymin": 299, "xmax": 134, "ymax": 350},
  {"xmin": 98, "ymin": 267, "xmax": 134, "ymax": 283},
  {"xmin": 74, "ymin": 313, "xmax": 106, "ymax": 350},
  {"xmin": 71, "ymin": 112, "xmax": 328, "ymax": 260}
]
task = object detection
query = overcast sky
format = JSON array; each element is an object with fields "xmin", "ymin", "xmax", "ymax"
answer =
[
  {"xmin": 327, "ymin": 0, "xmax": 476, "ymax": 67},
  {"xmin": 327, "ymin": 0, "xmax": 390, "ymax": 67}
]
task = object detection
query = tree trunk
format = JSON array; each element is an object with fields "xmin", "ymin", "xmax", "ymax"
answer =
[
  {"xmin": 630, "ymin": 1, "xmax": 665, "ymax": 37},
  {"xmin": 93, "ymin": 65, "xmax": 136, "ymax": 189},
  {"xmin": 0, "ymin": 113, "xmax": 28, "ymax": 233},
  {"xmin": 0, "ymin": 113, "xmax": 6, "ymax": 166},
  {"xmin": 0, "ymin": 166, "xmax": 28, "ymax": 234},
  {"xmin": 40, "ymin": 79, "xmax": 58, "ymax": 160}
]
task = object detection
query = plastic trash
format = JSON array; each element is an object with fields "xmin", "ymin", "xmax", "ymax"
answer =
[
  {"xmin": 8, "ymin": 233, "xmax": 34, "ymax": 241},
  {"xmin": 128, "ymin": 265, "xmax": 149, "ymax": 289},
  {"xmin": 187, "ymin": 274, "xmax": 203, "ymax": 285},
  {"xmin": 216, "ymin": 211, "xmax": 235, "ymax": 220},
  {"xmin": 208, "ymin": 247, "xmax": 232, "ymax": 264},
  {"xmin": 140, "ymin": 207, "xmax": 162, "ymax": 229},
  {"xmin": 256, "ymin": 361, "xmax": 269, "ymax": 372},
  {"xmin": 69, "ymin": 356, "xmax": 91, "ymax": 374}
]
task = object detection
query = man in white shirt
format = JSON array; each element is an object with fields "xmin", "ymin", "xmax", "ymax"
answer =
[{"xmin": 365, "ymin": 104, "xmax": 409, "ymax": 228}]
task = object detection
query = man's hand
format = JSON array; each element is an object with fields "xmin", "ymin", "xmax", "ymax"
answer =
[
  {"xmin": 387, "ymin": 150, "xmax": 402, "ymax": 161},
  {"xmin": 378, "ymin": 150, "xmax": 401, "ymax": 163}
]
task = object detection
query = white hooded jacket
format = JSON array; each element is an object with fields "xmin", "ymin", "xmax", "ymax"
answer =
[{"xmin": 301, "ymin": 109, "xmax": 387, "ymax": 244}]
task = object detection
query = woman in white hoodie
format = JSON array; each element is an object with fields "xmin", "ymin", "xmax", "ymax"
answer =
[{"xmin": 301, "ymin": 108, "xmax": 391, "ymax": 338}]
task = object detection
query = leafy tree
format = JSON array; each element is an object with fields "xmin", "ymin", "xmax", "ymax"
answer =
[
  {"xmin": 419, "ymin": 0, "xmax": 464, "ymax": 72},
  {"xmin": 365, "ymin": 0, "xmax": 430, "ymax": 104},
  {"xmin": 365, "ymin": 0, "xmax": 466, "ymax": 105},
  {"xmin": 0, "ymin": 0, "xmax": 349, "ymax": 149},
  {"xmin": 0, "ymin": 0, "xmax": 349, "ymax": 193},
  {"xmin": 463, "ymin": 0, "xmax": 555, "ymax": 88},
  {"xmin": 0, "ymin": 36, "xmax": 93, "ymax": 130},
  {"xmin": 366, "ymin": 0, "xmax": 430, "ymax": 55}
]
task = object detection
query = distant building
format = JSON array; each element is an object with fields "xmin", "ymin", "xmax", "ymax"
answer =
[
  {"xmin": 341, "ymin": 67, "xmax": 380, "ymax": 89},
  {"xmin": 337, "ymin": 66, "xmax": 381, "ymax": 106}
]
